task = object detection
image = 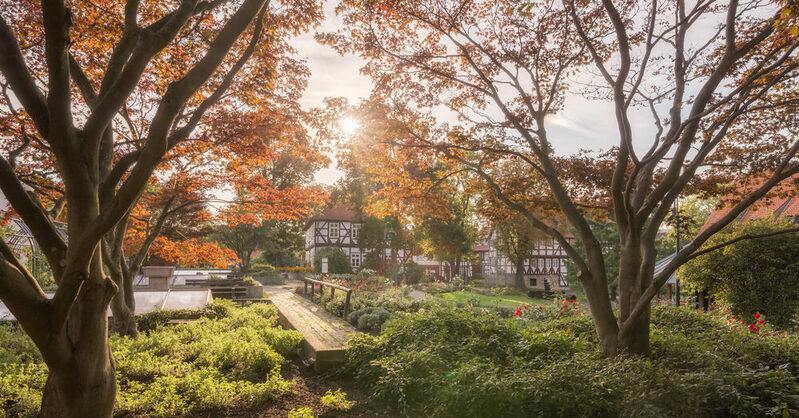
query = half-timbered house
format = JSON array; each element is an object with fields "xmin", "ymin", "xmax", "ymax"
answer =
[
  {"xmin": 476, "ymin": 230, "xmax": 571, "ymax": 290},
  {"xmin": 304, "ymin": 205, "xmax": 396, "ymax": 271}
]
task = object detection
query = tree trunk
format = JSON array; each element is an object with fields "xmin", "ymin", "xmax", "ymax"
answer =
[
  {"xmin": 41, "ymin": 275, "xmax": 118, "ymax": 418},
  {"xmin": 615, "ymin": 239, "xmax": 651, "ymax": 355},
  {"xmin": 513, "ymin": 257, "xmax": 525, "ymax": 290},
  {"xmin": 109, "ymin": 280, "xmax": 137, "ymax": 337},
  {"xmin": 106, "ymin": 252, "xmax": 138, "ymax": 337},
  {"xmin": 581, "ymin": 276, "xmax": 621, "ymax": 356},
  {"xmin": 576, "ymin": 239, "xmax": 625, "ymax": 357},
  {"xmin": 240, "ymin": 251, "xmax": 252, "ymax": 273}
]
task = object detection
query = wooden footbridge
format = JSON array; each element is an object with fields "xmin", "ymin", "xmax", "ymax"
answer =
[{"xmin": 264, "ymin": 282, "xmax": 359, "ymax": 371}]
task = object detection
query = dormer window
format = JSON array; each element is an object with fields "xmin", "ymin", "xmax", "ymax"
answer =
[
  {"xmin": 736, "ymin": 208, "xmax": 749, "ymax": 222},
  {"xmin": 775, "ymin": 198, "xmax": 793, "ymax": 218}
]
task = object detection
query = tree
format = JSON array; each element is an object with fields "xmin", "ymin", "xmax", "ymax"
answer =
[
  {"xmin": 683, "ymin": 217, "xmax": 799, "ymax": 328},
  {"xmin": 255, "ymin": 220, "xmax": 306, "ymax": 268},
  {"xmin": 656, "ymin": 195, "xmax": 721, "ymax": 259},
  {"xmin": 214, "ymin": 147, "xmax": 327, "ymax": 273},
  {"xmin": 0, "ymin": 1, "xmax": 321, "ymax": 415},
  {"xmin": 314, "ymin": 246, "xmax": 352, "ymax": 274},
  {"xmin": 106, "ymin": 175, "xmax": 236, "ymax": 336},
  {"xmin": 415, "ymin": 191, "xmax": 476, "ymax": 279},
  {"xmin": 323, "ymin": 0, "xmax": 799, "ymax": 356},
  {"xmin": 493, "ymin": 214, "xmax": 550, "ymax": 290},
  {"xmin": 565, "ymin": 218, "xmax": 620, "ymax": 300}
]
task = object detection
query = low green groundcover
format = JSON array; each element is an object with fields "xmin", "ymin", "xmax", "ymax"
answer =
[
  {"xmin": 341, "ymin": 303, "xmax": 799, "ymax": 417},
  {"xmin": 0, "ymin": 302, "xmax": 302, "ymax": 417}
]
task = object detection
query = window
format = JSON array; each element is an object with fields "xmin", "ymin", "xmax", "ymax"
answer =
[
  {"xmin": 329, "ymin": 222, "xmax": 339, "ymax": 238},
  {"xmin": 775, "ymin": 198, "xmax": 793, "ymax": 218},
  {"xmin": 351, "ymin": 252, "xmax": 361, "ymax": 268},
  {"xmin": 529, "ymin": 278, "xmax": 537, "ymax": 287},
  {"xmin": 352, "ymin": 223, "xmax": 360, "ymax": 240}
]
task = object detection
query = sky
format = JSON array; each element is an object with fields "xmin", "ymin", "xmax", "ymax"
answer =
[
  {"xmin": 293, "ymin": 1, "xmax": 702, "ymax": 188},
  {"xmin": 294, "ymin": 3, "xmax": 372, "ymax": 186}
]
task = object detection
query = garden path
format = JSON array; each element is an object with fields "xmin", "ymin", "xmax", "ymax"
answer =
[{"xmin": 264, "ymin": 283, "xmax": 358, "ymax": 371}]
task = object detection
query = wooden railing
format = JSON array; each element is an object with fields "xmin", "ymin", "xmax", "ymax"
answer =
[{"xmin": 301, "ymin": 277, "xmax": 353, "ymax": 319}]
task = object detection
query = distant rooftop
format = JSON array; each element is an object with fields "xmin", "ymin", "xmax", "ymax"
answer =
[
  {"xmin": 699, "ymin": 175, "xmax": 799, "ymax": 234},
  {"xmin": 304, "ymin": 204, "xmax": 356, "ymax": 229}
]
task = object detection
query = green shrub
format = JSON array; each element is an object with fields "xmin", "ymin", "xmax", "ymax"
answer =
[
  {"xmin": 135, "ymin": 300, "xmax": 234, "ymax": 333},
  {"xmin": 349, "ymin": 307, "xmax": 391, "ymax": 333},
  {"xmin": 313, "ymin": 247, "xmax": 351, "ymax": 274},
  {"xmin": 683, "ymin": 217, "xmax": 799, "ymax": 328},
  {"xmin": 250, "ymin": 263, "xmax": 276, "ymax": 275},
  {"xmin": 241, "ymin": 276, "xmax": 260, "ymax": 286},
  {"xmin": 342, "ymin": 304, "xmax": 799, "ymax": 417},
  {"xmin": 319, "ymin": 291, "xmax": 349, "ymax": 317},
  {"xmin": 0, "ymin": 323, "xmax": 41, "ymax": 365},
  {"xmin": 288, "ymin": 407, "xmax": 315, "ymax": 418},
  {"xmin": 401, "ymin": 261, "xmax": 426, "ymax": 285},
  {"xmin": 0, "ymin": 363, "xmax": 47, "ymax": 418},
  {"xmin": 321, "ymin": 388, "xmax": 353, "ymax": 411},
  {"xmin": 0, "ymin": 303, "xmax": 301, "ymax": 417}
]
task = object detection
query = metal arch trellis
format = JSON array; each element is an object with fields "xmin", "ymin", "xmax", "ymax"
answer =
[{"xmin": 5, "ymin": 217, "xmax": 68, "ymax": 279}]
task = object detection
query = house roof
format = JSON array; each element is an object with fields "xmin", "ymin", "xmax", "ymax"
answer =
[
  {"xmin": 304, "ymin": 204, "xmax": 356, "ymax": 230},
  {"xmin": 698, "ymin": 175, "xmax": 799, "ymax": 234},
  {"xmin": 653, "ymin": 253, "xmax": 677, "ymax": 284}
]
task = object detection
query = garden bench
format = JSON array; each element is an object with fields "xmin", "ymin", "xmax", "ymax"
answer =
[{"xmin": 265, "ymin": 285, "xmax": 358, "ymax": 371}]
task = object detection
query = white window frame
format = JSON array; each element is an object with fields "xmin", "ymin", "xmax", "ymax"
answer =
[
  {"xmin": 351, "ymin": 252, "xmax": 361, "ymax": 268},
  {"xmin": 329, "ymin": 222, "xmax": 339, "ymax": 238},
  {"xmin": 352, "ymin": 223, "xmax": 360, "ymax": 239}
]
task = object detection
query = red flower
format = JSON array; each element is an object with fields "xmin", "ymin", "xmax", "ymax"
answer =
[
  {"xmin": 513, "ymin": 306, "xmax": 523, "ymax": 317},
  {"xmin": 748, "ymin": 323, "xmax": 760, "ymax": 334},
  {"xmin": 753, "ymin": 313, "xmax": 761, "ymax": 319},
  {"xmin": 732, "ymin": 316, "xmax": 736, "ymax": 319},
  {"xmin": 758, "ymin": 319, "xmax": 765, "ymax": 324}
]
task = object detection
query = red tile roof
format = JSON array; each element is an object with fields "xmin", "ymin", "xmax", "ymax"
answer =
[
  {"xmin": 305, "ymin": 204, "xmax": 356, "ymax": 229},
  {"xmin": 699, "ymin": 176, "xmax": 799, "ymax": 234}
]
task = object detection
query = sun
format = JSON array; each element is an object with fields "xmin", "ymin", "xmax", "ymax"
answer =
[{"xmin": 339, "ymin": 117, "xmax": 359, "ymax": 135}]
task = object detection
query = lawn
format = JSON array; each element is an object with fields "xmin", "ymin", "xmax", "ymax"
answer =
[{"xmin": 437, "ymin": 289, "xmax": 548, "ymax": 309}]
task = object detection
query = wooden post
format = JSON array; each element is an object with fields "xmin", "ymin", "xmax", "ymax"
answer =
[
  {"xmin": 344, "ymin": 290, "xmax": 352, "ymax": 320},
  {"xmin": 331, "ymin": 287, "xmax": 335, "ymax": 298},
  {"xmin": 304, "ymin": 280, "xmax": 308, "ymax": 297}
]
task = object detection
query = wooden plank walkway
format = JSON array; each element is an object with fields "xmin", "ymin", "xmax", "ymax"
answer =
[{"xmin": 265, "ymin": 284, "xmax": 358, "ymax": 371}]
